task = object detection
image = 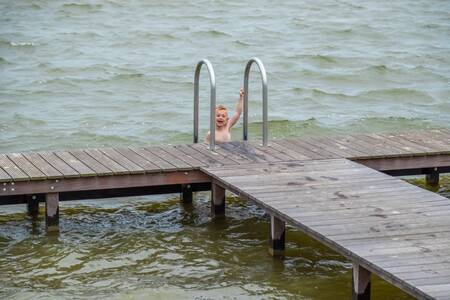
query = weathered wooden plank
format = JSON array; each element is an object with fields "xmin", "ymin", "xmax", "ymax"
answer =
[
  {"xmin": 7, "ymin": 153, "xmax": 46, "ymax": 180},
  {"xmin": 174, "ymin": 144, "xmax": 220, "ymax": 166},
  {"xmin": 38, "ymin": 151, "xmax": 80, "ymax": 178},
  {"xmin": 354, "ymin": 154, "xmax": 450, "ymax": 172},
  {"xmin": 131, "ymin": 147, "xmax": 177, "ymax": 170},
  {"xmin": 159, "ymin": 145, "xmax": 206, "ymax": 167},
  {"xmin": 145, "ymin": 146, "xmax": 192, "ymax": 170},
  {"xmin": 213, "ymin": 143, "xmax": 256, "ymax": 164},
  {"xmin": 100, "ymin": 148, "xmax": 145, "ymax": 174},
  {"xmin": 190, "ymin": 143, "xmax": 237, "ymax": 165},
  {"xmin": 397, "ymin": 131, "xmax": 450, "ymax": 153},
  {"xmin": 300, "ymin": 136, "xmax": 355, "ymax": 158},
  {"xmin": 70, "ymin": 150, "xmax": 113, "ymax": 176},
  {"xmin": 85, "ymin": 149, "xmax": 129, "ymax": 175},
  {"xmin": 378, "ymin": 133, "xmax": 435, "ymax": 153},
  {"xmin": 115, "ymin": 147, "xmax": 161, "ymax": 172},
  {"xmin": 223, "ymin": 141, "xmax": 280, "ymax": 163},
  {"xmin": 272, "ymin": 139, "xmax": 324, "ymax": 160},
  {"xmin": 351, "ymin": 134, "xmax": 411, "ymax": 156},
  {"xmin": 0, "ymin": 165, "xmax": 12, "ymax": 182},
  {"xmin": 286, "ymin": 138, "xmax": 337, "ymax": 159},
  {"xmin": 369, "ymin": 133, "xmax": 428, "ymax": 155},
  {"xmin": 0, "ymin": 154, "xmax": 29, "ymax": 181},
  {"xmin": 327, "ymin": 134, "xmax": 380, "ymax": 157},
  {"xmin": 249, "ymin": 141, "xmax": 294, "ymax": 161},
  {"xmin": 55, "ymin": 151, "xmax": 96, "ymax": 177},
  {"xmin": 22, "ymin": 152, "xmax": 62, "ymax": 179},
  {"xmin": 267, "ymin": 140, "xmax": 311, "ymax": 160}
]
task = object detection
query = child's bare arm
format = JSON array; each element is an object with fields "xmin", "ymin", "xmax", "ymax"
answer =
[{"xmin": 227, "ymin": 88, "xmax": 244, "ymax": 129}]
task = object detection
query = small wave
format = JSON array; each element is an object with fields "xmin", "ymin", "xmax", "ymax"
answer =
[
  {"xmin": 30, "ymin": 3, "xmax": 41, "ymax": 10},
  {"xmin": 234, "ymin": 40, "xmax": 250, "ymax": 47},
  {"xmin": 359, "ymin": 88, "xmax": 433, "ymax": 101},
  {"xmin": 193, "ymin": 30, "xmax": 231, "ymax": 38},
  {"xmin": 291, "ymin": 87, "xmax": 350, "ymax": 98},
  {"xmin": 2, "ymin": 41, "xmax": 36, "ymax": 48},
  {"xmin": 344, "ymin": 117, "xmax": 435, "ymax": 133},
  {"xmin": 61, "ymin": 3, "xmax": 102, "ymax": 10},
  {"xmin": 10, "ymin": 113, "xmax": 47, "ymax": 128},
  {"xmin": 134, "ymin": 31, "xmax": 178, "ymax": 41},
  {"xmin": 0, "ymin": 57, "xmax": 12, "ymax": 65}
]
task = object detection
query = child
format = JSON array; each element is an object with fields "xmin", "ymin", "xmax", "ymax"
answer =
[{"xmin": 205, "ymin": 88, "xmax": 244, "ymax": 143}]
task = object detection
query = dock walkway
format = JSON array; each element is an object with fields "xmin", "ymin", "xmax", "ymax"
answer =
[
  {"xmin": 203, "ymin": 159, "xmax": 450, "ymax": 300},
  {"xmin": 1, "ymin": 128, "xmax": 450, "ymax": 299}
]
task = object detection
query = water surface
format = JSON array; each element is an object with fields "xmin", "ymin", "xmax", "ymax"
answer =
[{"xmin": 1, "ymin": 0, "xmax": 449, "ymax": 298}]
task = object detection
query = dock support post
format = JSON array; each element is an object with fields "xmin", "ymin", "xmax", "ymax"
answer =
[
  {"xmin": 426, "ymin": 168, "xmax": 439, "ymax": 186},
  {"xmin": 269, "ymin": 215, "xmax": 285, "ymax": 256},
  {"xmin": 27, "ymin": 195, "xmax": 39, "ymax": 218},
  {"xmin": 181, "ymin": 184, "xmax": 193, "ymax": 203},
  {"xmin": 45, "ymin": 193, "xmax": 59, "ymax": 232},
  {"xmin": 352, "ymin": 263, "xmax": 371, "ymax": 300},
  {"xmin": 211, "ymin": 183, "xmax": 225, "ymax": 217}
]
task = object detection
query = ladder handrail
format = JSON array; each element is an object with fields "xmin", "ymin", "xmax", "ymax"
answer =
[
  {"xmin": 243, "ymin": 57, "xmax": 268, "ymax": 146},
  {"xmin": 193, "ymin": 59, "xmax": 216, "ymax": 150}
]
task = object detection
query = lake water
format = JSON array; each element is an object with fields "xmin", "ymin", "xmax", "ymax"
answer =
[{"xmin": 0, "ymin": 0, "xmax": 449, "ymax": 299}]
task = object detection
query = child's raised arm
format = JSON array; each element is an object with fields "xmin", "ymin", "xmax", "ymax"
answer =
[{"xmin": 227, "ymin": 88, "xmax": 244, "ymax": 129}]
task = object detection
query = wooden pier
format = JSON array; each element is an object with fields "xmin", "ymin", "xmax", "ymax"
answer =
[{"xmin": 1, "ymin": 128, "xmax": 450, "ymax": 299}]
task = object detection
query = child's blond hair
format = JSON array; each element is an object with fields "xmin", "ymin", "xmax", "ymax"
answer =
[{"xmin": 216, "ymin": 105, "xmax": 227, "ymax": 112}]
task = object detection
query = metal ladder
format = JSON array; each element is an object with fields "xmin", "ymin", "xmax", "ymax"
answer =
[{"xmin": 193, "ymin": 57, "xmax": 268, "ymax": 150}]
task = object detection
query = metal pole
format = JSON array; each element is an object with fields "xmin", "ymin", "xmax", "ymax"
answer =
[
  {"xmin": 243, "ymin": 57, "xmax": 268, "ymax": 146},
  {"xmin": 193, "ymin": 59, "xmax": 216, "ymax": 150}
]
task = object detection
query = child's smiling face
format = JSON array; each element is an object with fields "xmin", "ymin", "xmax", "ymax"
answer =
[{"xmin": 215, "ymin": 108, "xmax": 228, "ymax": 128}]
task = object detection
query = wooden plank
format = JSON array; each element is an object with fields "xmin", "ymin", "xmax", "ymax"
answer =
[
  {"xmin": 333, "ymin": 134, "xmax": 389, "ymax": 157},
  {"xmin": 272, "ymin": 139, "xmax": 323, "ymax": 159},
  {"xmin": 159, "ymin": 145, "xmax": 206, "ymax": 167},
  {"xmin": 249, "ymin": 141, "xmax": 294, "ymax": 161},
  {"xmin": 305, "ymin": 136, "xmax": 368, "ymax": 158},
  {"xmin": 351, "ymin": 134, "xmax": 411, "ymax": 156},
  {"xmin": 217, "ymin": 142, "xmax": 266, "ymax": 163},
  {"xmin": 267, "ymin": 140, "xmax": 311, "ymax": 160},
  {"xmin": 7, "ymin": 153, "xmax": 46, "ymax": 180},
  {"xmin": 38, "ymin": 151, "xmax": 80, "ymax": 178},
  {"xmin": 174, "ymin": 144, "xmax": 220, "ymax": 166},
  {"xmin": 225, "ymin": 141, "xmax": 281, "ymax": 163},
  {"xmin": 22, "ymin": 152, "xmax": 62, "ymax": 179},
  {"xmin": 144, "ymin": 146, "xmax": 192, "ymax": 170},
  {"xmin": 69, "ymin": 150, "xmax": 113, "ymax": 176},
  {"xmin": 85, "ymin": 149, "xmax": 129, "ymax": 175},
  {"xmin": 0, "ymin": 154, "xmax": 29, "ymax": 181},
  {"xmin": 367, "ymin": 133, "xmax": 425, "ymax": 155},
  {"xmin": 397, "ymin": 131, "xmax": 450, "ymax": 153},
  {"xmin": 285, "ymin": 138, "xmax": 337, "ymax": 159},
  {"xmin": 190, "ymin": 143, "xmax": 237, "ymax": 165},
  {"xmin": 1, "ymin": 170, "xmax": 210, "ymax": 196},
  {"xmin": 54, "ymin": 151, "xmax": 97, "ymax": 177},
  {"xmin": 131, "ymin": 147, "xmax": 177, "ymax": 170},
  {"xmin": 115, "ymin": 147, "xmax": 161, "ymax": 172},
  {"xmin": 0, "ymin": 165, "xmax": 12, "ymax": 182},
  {"xmin": 100, "ymin": 148, "xmax": 145, "ymax": 174},
  {"xmin": 378, "ymin": 133, "xmax": 435, "ymax": 153}
]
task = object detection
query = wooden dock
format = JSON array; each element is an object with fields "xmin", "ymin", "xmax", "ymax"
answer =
[{"xmin": 1, "ymin": 128, "xmax": 450, "ymax": 299}]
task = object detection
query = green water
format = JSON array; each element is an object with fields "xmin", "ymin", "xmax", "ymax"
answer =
[{"xmin": 1, "ymin": 0, "xmax": 450, "ymax": 298}]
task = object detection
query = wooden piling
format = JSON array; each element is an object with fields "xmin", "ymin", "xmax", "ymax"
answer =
[
  {"xmin": 352, "ymin": 264, "xmax": 371, "ymax": 300},
  {"xmin": 26, "ymin": 195, "xmax": 39, "ymax": 218},
  {"xmin": 269, "ymin": 215, "xmax": 285, "ymax": 256},
  {"xmin": 426, "ymin": 168, "xmax": 439, "ymax": 186},
  {"xmin": 211, "ymin": 183, "xmax": 225, "ymax": 217},
  {"xmin": 181, "ymin": 184, "xmax": 193, "ymax": 203},
  {"xmin": 45, "ymin": 193, "xmax": 59, "ymax": 232}
]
